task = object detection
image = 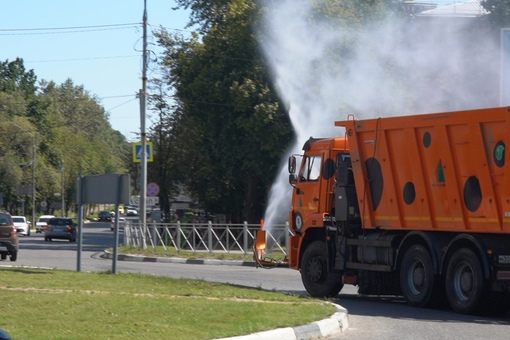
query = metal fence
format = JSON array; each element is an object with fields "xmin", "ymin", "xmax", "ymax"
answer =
[{"xmin": 123, "ymin": 221, "xmax": 290, "ymax": 256}]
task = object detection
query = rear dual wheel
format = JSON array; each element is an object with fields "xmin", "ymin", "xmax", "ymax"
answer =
[
  {"xmin": 400, "ymin": 245, "xmax": 442, "ymax": 308},
  {"xmin": 445, "ymin": 248, "xmax": 485, "ymax": 315}
]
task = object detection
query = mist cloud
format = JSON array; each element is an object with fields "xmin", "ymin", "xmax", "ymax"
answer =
[{"xmin": 259, "ymin": 0, "xmax": 499, "ymax": 227}]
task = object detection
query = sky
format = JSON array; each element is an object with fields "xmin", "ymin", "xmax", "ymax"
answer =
[{"xmin": 0, "ymin": 0, "xmax": 191, "ymax": 142}]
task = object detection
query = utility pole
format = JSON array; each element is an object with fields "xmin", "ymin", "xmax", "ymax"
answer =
[
  {"xmin": 61, "ymin": 156, "xmax": 65, "ymax": 216},
  {"xmin": 139, "ymin": 0, "xmax": 148, "ymax": 226}
]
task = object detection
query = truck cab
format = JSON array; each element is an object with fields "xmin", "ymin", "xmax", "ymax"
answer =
[{"xmin": 287, "ymin": 138, "xmax": 355, "ymax": 270}]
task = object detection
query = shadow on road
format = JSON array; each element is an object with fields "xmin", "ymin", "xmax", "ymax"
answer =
[{"xmin": 334, "ymin": 293, "xmax": 510, "ymax": 325}]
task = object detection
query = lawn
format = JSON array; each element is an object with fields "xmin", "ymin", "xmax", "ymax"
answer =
[{"xmin": 0, "ymin": 267, "xmax": 335, "ymax": 339}]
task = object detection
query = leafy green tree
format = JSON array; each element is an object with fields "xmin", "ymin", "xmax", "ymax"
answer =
[
  {"xmin": 0, "ymin": 59, "xmax": 130, "ymax": 216},
  {"xmin": 0, "ymin": 58, "xmax": 37, "ymax": 98},
  {"xmin": 154, "ymin": 0, "xmax": 404, "ymax": 222},
  {"xmin": 155, "ymin": 0, "xmax": 292, "ymax": 222}
]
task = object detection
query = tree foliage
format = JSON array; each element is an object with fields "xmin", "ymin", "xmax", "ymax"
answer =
[
  {"xmin": 0, "ymin": 58, "xmax": 130, "ymax": 218},
  {"xmin": 152, "ymin": 0, "xmax": 495, "ymax": 223},
  {"xmin": 152, "ymin": 0, "xmax": 293, "ymax": 222},
  {"xmin": 481, "ymin": 0, "xmax": 510, "ymax": 28}
]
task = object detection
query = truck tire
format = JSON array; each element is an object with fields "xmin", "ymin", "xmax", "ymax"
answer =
[
  {"xmin": 400, "ymin": 245, "xmax": 438, "ymax": 307},
  {"xmin": 301, "ymin": 241, "xmax": 343, "ymax": 297},
  {"xmin": 445, "ymin": 248, "xmax": 485, "ymax": 314},
  {"xmin": 10, "ymin": 252, "xmax": 17, "ymax": 262}
]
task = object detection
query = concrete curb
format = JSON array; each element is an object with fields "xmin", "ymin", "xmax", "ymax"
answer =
[
  {"xmin": 215, "ymin": 303, "xmax": 348, "ymax": 340},
  {"xmin": 102, "ymin": 251, "xmax": 257, "ymax": 266},
  {"xmin": 102, "ymin": 251, "xmax": 349, "ymax": 339}
]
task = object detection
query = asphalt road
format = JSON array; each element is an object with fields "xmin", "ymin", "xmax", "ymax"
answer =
[{"xmin": 5, "ymin": 221, "xmax": 510, "ymax": 339}]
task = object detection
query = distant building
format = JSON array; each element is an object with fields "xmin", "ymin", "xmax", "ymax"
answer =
[{"xmin": 415, "ymin": 0, "xmax": 487, "ymax": 18}]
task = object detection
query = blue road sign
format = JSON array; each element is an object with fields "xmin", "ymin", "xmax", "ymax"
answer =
[{"xmin": 132, "ymin": 142, "xmax": 153, "ymax": 162}]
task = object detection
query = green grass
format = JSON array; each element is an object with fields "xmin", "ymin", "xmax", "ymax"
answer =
[{"xmin": 0, "ymin": 267, "xmax": 335, "ymax": 339}]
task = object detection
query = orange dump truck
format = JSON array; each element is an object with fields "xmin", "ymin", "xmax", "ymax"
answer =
[{"xmin": 256, "ymin": 106, "xmax": 510, "ymax": 315}]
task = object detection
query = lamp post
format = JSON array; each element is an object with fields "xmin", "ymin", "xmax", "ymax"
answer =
[{"xmin": 12, "ymin": 123, "xmax": 36, "ymax": 229}]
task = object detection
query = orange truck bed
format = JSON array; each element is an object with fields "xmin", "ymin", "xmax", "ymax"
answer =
[{"xmin": 335, "ymin": 107, "xmax": 510, "ymax": 233}]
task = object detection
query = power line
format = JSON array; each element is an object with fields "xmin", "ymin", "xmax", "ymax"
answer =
[
  {"xmin": 100, "ymin": 94, "xmax": 137, "ymax": 100},
  {"xmin": 106, "ymin": 97, "xmax": 138, "ymax": 111},
  {"xmin": 0, "ymin": 23, "xmax": 140, "ymax": 32},
  {"xmin": 26, "ymin": 55, "xmax": 140, "ymax": 63}
]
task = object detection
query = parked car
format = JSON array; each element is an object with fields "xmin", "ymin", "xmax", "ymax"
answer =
[
  {"xmin": 98, "ymin": 211, "xmax": 112, "ymax": 222},
  {"xmin": 125, "ymin": 206, "xmax": 138, "ymax": 216},
  {"xmin": 44, "ymin": 217, "xmax": 76, "ymax": 242},
  {"xmin": 0, "ymin": 212, "xmax": 18, "ymax": 261},
  {"xmin": 110, "ymin": 217, "xmax": 127, "ymax": 231},
  {"xmin": 36, "ymin": 215, "xmax": 55, "ymax": 233},
  {"xmin": 12, "ymin": 216, "xmax": 30, "ymax": 236}
]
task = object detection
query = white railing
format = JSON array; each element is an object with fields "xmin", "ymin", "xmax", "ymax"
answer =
[{"xmin": 123, "ymin": 221, "xmax": 290, "ymax": 255}]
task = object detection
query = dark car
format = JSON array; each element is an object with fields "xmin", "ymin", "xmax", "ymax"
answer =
[
  {"xmin": 98, "ymin": 211, "xmax": 112, "ymax": 222},
  {"xmin": 44, "ymin": 217, "xmax": 76, "ymax": 242},
  {"xmin": 0, "ymin": 212, "xmax": 18, "ymax": 261}
]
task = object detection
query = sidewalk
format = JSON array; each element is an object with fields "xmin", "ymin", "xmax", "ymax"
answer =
[{"xmin": 102, "ymin": 250, "xmax": 349, "ymax": 339}]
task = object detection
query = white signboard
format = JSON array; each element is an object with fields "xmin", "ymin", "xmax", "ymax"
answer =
[{"xmin": 130, "ymin": 196, "xmax": 159, "ymax": 207}]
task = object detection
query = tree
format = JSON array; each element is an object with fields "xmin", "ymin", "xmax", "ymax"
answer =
[
  {"xmin": 154, "ymin": 0, "xmax": 409, "ymax": 223},
  {"xmin": 155, "ymin": 0, "xmax": 293, "ymax": 222},
  {"xmin": 0, "ymin": 58, "xmax": 37, "ymax": 98},
  {"xmin": 481, "ymin": 0, "xmax": 510, "ymax": 28},
  {"xmin": 0, "ymin": 58, "xmax": 130, "ymax": 216}
]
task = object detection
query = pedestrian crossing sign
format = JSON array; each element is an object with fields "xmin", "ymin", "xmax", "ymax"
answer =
[{"xmin": 132, "ymin": 142, "xmax": 154, "ymax": 163}]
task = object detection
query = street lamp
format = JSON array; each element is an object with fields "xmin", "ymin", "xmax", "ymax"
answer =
[{"xmin": 12, "ymin": 123, "xmax": 36, "ymax": 228}]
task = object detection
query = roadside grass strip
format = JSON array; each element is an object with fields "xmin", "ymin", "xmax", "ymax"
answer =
[{"xmin": 0, "ymin": 267, "xmax": 335, "ymax": 339}]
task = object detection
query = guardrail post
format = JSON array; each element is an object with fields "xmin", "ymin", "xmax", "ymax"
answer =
[
  {"xmin": 192, "ymin": 224, "xmax": 195, "ymax": 251},
  {"xmin": 243, "ymin": 221, "xmax": 248, "ymax": 255},
  {"xmin": 208, "ymin": 221, "xmax": 213, "ymax": 254},
  {"xmin": 285, "ymin": 221, "xmax": 290, "ymax": 257},
  {"xmin": 151, "ymin": 224, "xmax": 157, "ymax": 249},
  {"xmin": 177, "ymin": 221, "xmax": 181, "ymax": 253}
]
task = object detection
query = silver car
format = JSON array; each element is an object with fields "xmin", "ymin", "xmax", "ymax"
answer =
[
  {"xmin": 44, "ymin": 217, "xmax": 76, "ymax": 242},
  {"xmin": 110, "ymin": 217, "xmax": 127, "ymax": 231}
]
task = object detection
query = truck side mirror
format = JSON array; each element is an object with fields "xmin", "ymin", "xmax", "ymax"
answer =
[
  {"xmin": 289, "ymin": 173, "xmax": 298, "ymax": 185},
  {"xmin": 288, "ymin": 156, "xmax": 296, "ymax": 174}
]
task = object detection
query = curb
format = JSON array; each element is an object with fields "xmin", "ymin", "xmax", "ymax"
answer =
[
  {"xmin": 102, "ymin": 251, "xmax": 349, "ymax": 339},
  {"xmin": 102, "ymin": 251, "xmax": 256, "ymax": 266},
  {"xmin": 215, "ymin": 303, "xmax": 348, "ymax": 340}
]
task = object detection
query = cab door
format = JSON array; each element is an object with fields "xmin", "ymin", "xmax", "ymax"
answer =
[{"xmin": 291, "ymin": 152, "xmax": 323, "ymax": 231}]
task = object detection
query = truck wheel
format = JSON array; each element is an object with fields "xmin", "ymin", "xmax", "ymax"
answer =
[
  {"xmin": 10, "ymin": 252, "xmax": 17, "ymax": 262},
  {"xmin": 445, "ymin": 248, "xmax": 485, "ymax": 314},
  {"xmin": 1, "ymin": 254, "xmax": 6, "ymax": 260},
  {"xmin": 400, "ymin": 245, "xmax": 438, "ymax": 307},
  {"xmin": 301, "ymin": 241, "xmax": 343, "ymax": 297}
]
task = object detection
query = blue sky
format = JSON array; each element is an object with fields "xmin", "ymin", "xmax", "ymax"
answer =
[
  {"xmin": 0, "ymin": 0, "xmax": 473, "ymax": 142},
  {"xmin": 0, "ymin": 0, "xmax": 191, "ymax": 141}
]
